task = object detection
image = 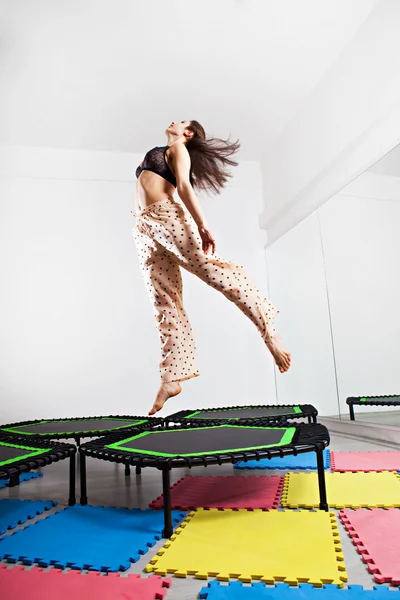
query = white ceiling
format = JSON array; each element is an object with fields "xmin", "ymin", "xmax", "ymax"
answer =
[
  {"xmin": 1, "ymin": 0, "xmax": 378, "ymax": 159},
  {"xmin": 369, "ymin": 143, "xmax": 400, "ymax": 177}
]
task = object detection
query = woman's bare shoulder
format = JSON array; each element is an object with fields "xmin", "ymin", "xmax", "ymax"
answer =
[{"xmin": 168, "ymin": 142, "xmax": 189, "ymax": 155}]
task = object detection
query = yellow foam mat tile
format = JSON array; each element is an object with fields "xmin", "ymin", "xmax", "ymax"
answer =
[
  {"xmin": 282, "ymin": 471, "xmax": 400, "ymax": 509},
  {"xmin": 145, "ymin": 508, "xmax": 347, "ymax": 585}
]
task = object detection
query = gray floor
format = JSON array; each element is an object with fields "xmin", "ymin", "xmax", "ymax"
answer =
[
  {"xmin": 337, "ymin": 410, "xmax": 400, "ymax": 427},
  {"xmin": 0, "ymin": 434, "xmax": 397, "ymax": 598}
]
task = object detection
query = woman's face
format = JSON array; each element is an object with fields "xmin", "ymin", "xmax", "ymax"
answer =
[{"xmin": 166, "ymin": 121, "xmax": 191, "ymax": 137}]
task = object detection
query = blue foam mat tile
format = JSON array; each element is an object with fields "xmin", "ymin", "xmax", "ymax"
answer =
[
  {"xmin": 0, "ymin": 499, "xmax": 56, "ymax": 535},
  {"xmin": 234, "ymin": 449, "xmax": 330, "ymax": 470},
  {"xmin": 0, "ymin": 472, "xmax": 43, "ymax": 490},
  {"xmin": 0, "ymin": 504, "xmax": 185, "ymax": 572},
  {"xmin": 199, "ymin": 582, "xmax": 400, "ymax": 599}
]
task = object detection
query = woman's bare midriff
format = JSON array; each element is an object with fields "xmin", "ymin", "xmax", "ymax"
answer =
[{"xmin": 134, "ymin": 149, "xmax": 176, "ymax": 212}]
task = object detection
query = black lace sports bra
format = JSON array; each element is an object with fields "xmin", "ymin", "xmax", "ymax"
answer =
[{"xmin": 135, "ymin": 145, "xmax": 177, "ymax": 187}]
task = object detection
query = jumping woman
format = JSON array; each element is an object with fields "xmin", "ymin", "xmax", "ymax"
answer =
[{"xmin": 131, "ymin": 120, "xmax": 291, "ymax": 416}]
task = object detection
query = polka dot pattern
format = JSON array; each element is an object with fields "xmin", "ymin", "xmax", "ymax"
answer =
[{"xmin": 131, "ymin": 197, "xmax": 278, "ymax": 384}]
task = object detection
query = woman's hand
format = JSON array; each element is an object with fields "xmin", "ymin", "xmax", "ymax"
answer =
[{"xmin": 198, "ymin": 225, "xmax": 216, "ymax": 255}]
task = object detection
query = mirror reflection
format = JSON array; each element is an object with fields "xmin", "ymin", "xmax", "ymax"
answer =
[{"xmin": 324, "ymin": 144, "xmax": 400, "ymax": 427}]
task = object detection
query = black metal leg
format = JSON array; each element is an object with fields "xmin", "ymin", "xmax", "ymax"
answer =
[
  {"xmin": 162, "ymin": 468, "xmax": 173, "ymax": 538},
  {"xmin": 307, "ymin": 416, "xmax": 312, "ymax": 424},
  {"xmin": 135, "ymin": 465, "xmax": 142, "ymax": 475},
  {"xmin": 79, "ymin": 452, "xmax": 88, "ymax": 505},
  {"xmin": 75, "ymin": 437, "xmax": 81, "ymax": 447},
  {"xmin": 312, "ymin": 415, "xmax": 317, "ymax": 424},
  {"xmin": 68, "ymin": 453, "xmax": 76, "ymax": 506},
  {"xmin": 125, "ymin": 464, "xmax": 131, "ymax": 476},
  {"xmin": 8, "ymin": 474, "xmax": 20, "ymax": 488},
  {"xmin": 349, "ymin": 404, "xmax": 355, "ymax": 421},
  {"xmin": 316, "ymin": 448, "xmax": 328, "ymax": 511}
]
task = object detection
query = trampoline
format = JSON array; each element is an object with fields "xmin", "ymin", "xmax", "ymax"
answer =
[
  {"xmin": 165, "ymin": 404, "xmax": 318, "ymax": 427},
  {"xmin": 0, "ymin": 415, "xmax": 156, "ymax": 445},
  {"xmin": 79, "ymin": 422, "xmax": 330, "ymax": 537},
  {"xmin": 0, "ymin": 434, "xmax": 76, "ymax": 505},
  {"xmin": 346, "ymin": 396, "xmax": 400, "ymax": 421},
  {"xmin": 0, "ymin": 416, "xmax": 161, "ymax": 482}
]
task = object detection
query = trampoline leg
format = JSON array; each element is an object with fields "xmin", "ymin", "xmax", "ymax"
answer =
[
  {"xmin": 307, "ymin": 416, "xmax": 312, "ymax": 424},
  {"xmin": 8, "ymin": 474, "xmax": 20, "ymax": 488},
  {"xmin": 161, "ymin": 468, "xmax": 173, "ymax": 538},
  {"xmin": 79, "ymin": 452, "xmax": 88, "ymax": 505},
  {"xmin": 135, "ymin": 465, "xmax": 142, "ymax": 475},
  {"xmin": 75, "ymin": 437, "xmax": 81, "ymax": 447},
  {"xmin": 68, "ymin": 453, "xmax": 76, "ymax": 506},
  {"xmin": 316, "ymin": 448, "xmax": 328, "ymax": 511},
  {"xmin": 125, "ymin": 464, "xmax": 131, "ymax": 476},
  {"xmin": 349, "ymin": 404, "xmax": 355, "ymax": 421}
]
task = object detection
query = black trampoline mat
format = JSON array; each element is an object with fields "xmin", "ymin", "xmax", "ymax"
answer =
[
  {"xmin": 360, "ymin": 396, "xmax": 400, "ymax": 403},
  {"xmin": 2, "ymin": 418, "xmax": 147, "ymax": 436},
  {"xmin": 0, "ymin": 442, "xmax": 48, "ymax": 467},
  {"xmin": 106, "ymin": 425, "xmax": 296, "ymax": 457},
  {"xmin": 186, "ymin": 406, "xmax": 301, "ymax": 420}
]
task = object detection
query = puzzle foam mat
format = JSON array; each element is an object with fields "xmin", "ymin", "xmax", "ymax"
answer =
[
  {"xmin": 331, "ymin": 451, "xmax": 400, "ymax": 472},
  {"xmin": 282, "ymin": 472, "xmax": 400, "ymax": 508},
  {"xmin": 0, "ymin": 499, "xmax": 56, "ymax": 535},
  {"xmin": 234, "ymin": 450, "xmax": 330, "ymax": 470},
  {"xmin": 146, "ymin": 508, "xmax": 347, "ymax": 585},
  {"xmin": 0, "ymin": 565, "xmax": 171, "ymax": 600},
  {"xmin": 0, "ymin": 472, "xmax": 43, "ymax": 489},
  {"xmin": 340, "ymin": 508, "xmax": 400, "ymax": 585},
  {"xmin": 149, "ymin": 476, "xmax": 284, "ymax": 510},
  {"xmin": 199, "ymin": 581, "xmax": 400, "ymax": 599},
  {"xmin": 0, "ymin": 505, "xmax": 185, "ymax": 571}
]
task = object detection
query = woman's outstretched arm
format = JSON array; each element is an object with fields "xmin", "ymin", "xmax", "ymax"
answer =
[{"xmin": 170, "ymin": 143, "xmax": 216, "ymax": 255}]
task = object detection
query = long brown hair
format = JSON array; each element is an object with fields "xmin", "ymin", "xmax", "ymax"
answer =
[{"xmin": 184, "ymin": 120, "xmax": 241, "ymax": 196}]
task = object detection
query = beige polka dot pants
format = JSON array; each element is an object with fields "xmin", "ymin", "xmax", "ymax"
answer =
[{"xmin": 131, "ymin": 197, "xmax": 278, "ymax": 384}]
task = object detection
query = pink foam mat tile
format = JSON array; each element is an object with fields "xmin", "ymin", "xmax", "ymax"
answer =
[
  {"xmin": 331, "ymin": 451, "xmax": 400, "ymax": 472},
  {"xmin": 0, "ymin": 565, "xmax": 171, "ymax": 600},
  {"xmin": 340, "ymin": 508, "xmax": 400, "ymax": 585},
  {"xmin": 149, "ymin": 475, "xmax": 284, "ymax": 510}
]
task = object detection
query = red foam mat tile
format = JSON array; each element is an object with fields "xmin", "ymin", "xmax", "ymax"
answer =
[
  {"xmin": 149, "ymin": 475, "xmax": 284, "ymax": 510},
  {"xmin": 0, "ymin": 565, "xmax": 171, "ymax": 600},
  {"xmin": 331, "ymin": 451, "xmax": 400, "ymax": 472},
  {"xmin": 340, "ymin": 508, "xmax": 400, "ymax": 585}
]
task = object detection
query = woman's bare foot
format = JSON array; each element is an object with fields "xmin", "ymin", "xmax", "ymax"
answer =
[
  {"xmin": 148, "ymin": 381, "xmax": 182, "ymax": 416},
  {"xmin": 266, "ymin": 334, "xmax": 291, "ymax": 373}
]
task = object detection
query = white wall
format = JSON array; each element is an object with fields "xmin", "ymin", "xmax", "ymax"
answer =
[
  {"xmin": 265, "ymin": 171, "xmax": 400, "ymax": 415},
  {"xmin": 0, "ymin": 146, "xmax": 276, "ymax": 423}
]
